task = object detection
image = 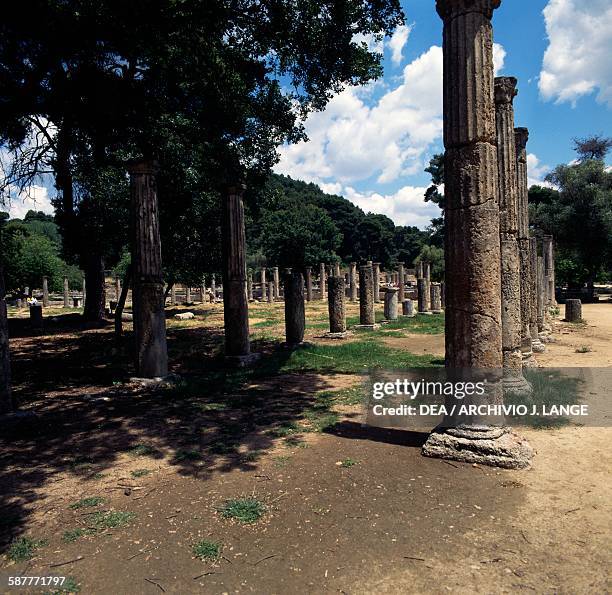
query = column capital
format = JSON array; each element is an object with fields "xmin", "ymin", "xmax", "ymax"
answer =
[
  {"xmin": 127, "ymin": 159, "xmax": 159, "ymax": 175},
  {"xmin": 514, "ymin": 127, "xmax": 529, "ymax": 150},
  {"xmin": 494, "ymin": 76, "xmax": 518, "ymax": 105},
  {"xmin": 436, "ymin": 0, "xmax": 501, "ymax": 21}
]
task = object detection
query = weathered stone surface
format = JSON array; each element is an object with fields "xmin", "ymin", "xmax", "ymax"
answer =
[
  {"xmin": 129, "ymin": 159, "xmax": 168, "ymax": 378},
  {"xmin": 383, "ymin": 288, "xmax": 399, "ymax": 321},
  {"xmin": 565, "ymin": 299, "xmax": 582, "ymax": 322},
  {"xmin": 543, "ymin": 235, "xmax": 556, "ymax": 307},
  {"xmin": 63, "ymin": 277, "xmax": 70, "ymax": 308},
  {"xmin": 170, "ymin": 285, "xmax": 177, "ymax": 305},
  {"xmin": 305, "ymin": 267, "xmax": 313, "ymax": 301},
  {"xmin": 42, "ymin": 276, "xmax": 49, "ymax": 307},
  {"xmin": 328, "ymin": 276, "xmax": 347, "ymax": 334},
  {"xmin": 402, "ymin": 299, "xmax": 415, "ymax": 317},
  {"xmin": 261, "ymin": 268, "xmax": 267, "ymax": 301},
  {"xmin": 529, "ymin": 237, "xmax": 545, "ymax": 352},
  {"xmin": 430, "ymin": 283, "xmax": 443, "ymax": 313},
  {"xmin": 319, "ymin": 263, "xmax": 326, "ymax": 300},
  {"xmin": 417, "ymin": 278, "xmax": 430, "ymax": 314},
  {"xmin": 247, "ymin": 272, "xmax": 253, "ymax": 301},
  {"xmin": 185, "ymin": 286, "xmax": 192, "ymax": 304},
  {"xmin": 273, "ymin": 266, "xmax": 280, "ymax": 300},
  {"xmin": 349, "ymin": 262, "xmax": 358, "ymax": 302},
  {"xmin": 284, "ymin": 270, "xmax": 305, "ymax": 345},
  {"xmin": 373, "ymin": 263, "xmax": 381, "ymax": 303},
  {"xmin": 174, "ymin": 312, "xmax": 195, "ymax": 320},
  {"xmin": 221, "ymin": 184, "xmax": 251, "ymax": 358},
  {"xmin": 358, "ymin": 264, "xmax": 376, "ymax": 327},
  {"xmin": 397, "ymin": 263, "xmax": 405, "ymax": 303},
  {"xmin": 536, "ymin": 254, "xmax": 545, "ymax": 333},
  {"xmin": 268, "ymin": 282, "xmax": 274, "ymax": 303}
]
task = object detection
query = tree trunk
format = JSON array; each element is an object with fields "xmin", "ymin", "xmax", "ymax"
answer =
[
  {"xmin": 0, "ymin": 263, "xmax": 13, "ymax": 413},
  {"xmin": 83, "ymin": 252, "xmax": 106, "ymax": 322},
  {"xmin": 115, "ymin": 265, "xmax": 132, "ymax": 338}
]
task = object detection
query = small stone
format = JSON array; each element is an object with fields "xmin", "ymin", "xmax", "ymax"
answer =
[{"xmin": 174, "ymin": 312, "xmax": 195, "ymax": 320}]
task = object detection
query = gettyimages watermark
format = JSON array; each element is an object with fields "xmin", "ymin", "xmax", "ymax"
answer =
[{"xmin": 362, "ymin": 368, "xmax": 612, "ymax": 429}]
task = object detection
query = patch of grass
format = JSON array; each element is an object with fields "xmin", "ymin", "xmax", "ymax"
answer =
[
  {"xmin": 192, "ymin": 540, "xmax": 221, "ymax": 561},
  {"xmin": 274, "ymin": 455, "xmax": 291, "ymax": 467},
  {"xmin": 252, "ymin": 319, "xmax": 280, "ymax": 328},
  {"xmin": 340, "ymin": 458, "xmax": 357, "ymax": 468},
  {"xmin": 44, "ymin": 576, "xmax": 81, "ymax": 594},
  {"xmin": 302, "ymin": 408, "xmax": 340, "ymax": 432},
  {"xmin": 284, "ymin": 436, "xmax": 307, "ymax": 448},
  {"xmin": 219, "ymin": 498, "xmax": 266, "ymax": 524},
  {"xmin": 575, "ymin": 345, "xmax": 592, "ymax": 353},
  {"xmin": 241, "ymin": 450, "xmax": 264, "ymax": 462},
  {"xmin": 266, "ymin": 421, "xmax": 300, "ymax": 437},
  {"xmin": 316, "ymin": 385, "xmax": 365, "ymax": 406},
  {"xmin": 7, "ymin": 536, "xmax": 48, "ymax": 562},
  {"xmin": 89, "ymin": 511, "xmax": 135, "ymax": 529},
  {"xmin": 62, "ymin": 528, "xmax": 95, "ymax": 543},
  {"xmin": 172, "ymin": 449, "xmax": 202, "ymax": 462},
  {"xmin": 90, "ymin": 473, "xmax": 106, "ymax": 480},
  {"xmin": 67, "ymin": 457, "xmax": 94, "ymax": 474},
  {"xmin": 69, "ymin": 496, "xmax": 104, "ymax": 510},
  {"xmin": 207, "ymin": 441, "xmax": 238, "ymax": 455},
  {"xmin": 130, "ymin": 468, "xmax": 151, "ymax": 478},
  {"xmin": 127, "ymin": 443, "xmax": 158, "ymax": 457}
]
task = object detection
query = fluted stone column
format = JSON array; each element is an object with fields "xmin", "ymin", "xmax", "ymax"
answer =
[
  {"xmin": 42, "ymin": 276, "xmax": 49, "ymax": 307},
  {"xmin": 536, "ymin": 254, "xmax": 547, "ymax": 339},
  {"xmin": 416, "ymin": 261, "xmax": 424, "ymax": 280},
  {"xmin": 495, "ymin": 76, "xmax": 531, "ymax": 396},
  {"xmin": 423, "ymin": 0, "xmax": 532, "ymax": 469},
  {"xmin": 284, "ymin": 270, "xmax": 305, "ymax": 346},
  {"xmin": 129, "ymin": 160, "xmax": 168, "ymax": 378},
  {"xmin": 384, "ymin": 288, "xmax": 399, "ymax": 321},
  {"xmin": 63, "ymin": 277, "xmax": 70, "ymax": 308},
  {"xmin": 529, "ymin": 238, "xmax": 545, "ymax": 352},
  {"xmin": 305, "ymin": 267, "xmax": 313, "ymax": 301},
  {"xmin": 222, "ymin": 184, "xmax": 256, "ymax": 364},
  {"xmin": 260, "ymin": 268, "xmax": 267, "ymax": 301},
  {"xmin": 373, "ymin": 263, "xmax": 381, "ymax": 303},
  {"xmin": 268, "ymin": 282, "xmax": 274, "ymax": 303},
  {"xmin": 417, "ymin": 278, "xmax": 431, "ymax": 315},
  {"xmin": 349, "ymin": 263, "xmax": 358, "ymax": 302},
  {"xmin": 319, "ymin": 263, "xmax": 326, "ymax": 300},
  {"xmin": 334, "ymin": 263, "xmax": 341, "ymax": 277},
  {"xmin": 247, "ymin": 272, "xmax": 254, "ymax": 301},
  {"xmin": 430, "ymin": 283, "xmax": 443, "ymax": 314},
  {"xmin": 273, "ymin": 266, "xmax": 280, "ymax": 300},
  {"xmin": 543, "ymin": 235, "xmax": 556, "ymax": 308},
  {"xmin": 327, "ymin": 277, "xmax": 347, "ymax": 335},
  {"xmin": 515, "ymin": 127, "xmax": 537, "ymax": 364},
  {"xmin": 357, "ymin": 264, "xmax": 377, "ymax": 329},
  {"xmin": 423, "ymin": 262, "xmax": 431, "ymax": 310},
  {"xmin": 398, "ymin": 263, "xmax": 405, "ymax": 303}
]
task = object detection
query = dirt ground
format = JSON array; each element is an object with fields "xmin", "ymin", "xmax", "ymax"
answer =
[{"xmin": 0, "ymin": 300, "xmax": 610, "ymax": 594}]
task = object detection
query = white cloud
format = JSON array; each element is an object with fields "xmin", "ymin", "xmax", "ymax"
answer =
[
  {"xmin": 1, "ymin": 185, "xmax": 54, "ymax": 219},
  {"xmin": 527, "ymin": 153, "xmax": 552, "ymax": 187},
  {"xmin": 539, "ymin": 0, "xmax": 612, "ymax": 107},
  {"xmin": 388, "ymin": 24, "xmax": 412, "ymax": 66},
  {"xmin": 493, "ymin": 43, "xmax": 506, "ymax": 76}
]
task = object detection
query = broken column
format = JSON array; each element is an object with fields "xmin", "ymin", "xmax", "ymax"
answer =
[
  {"xmin": 384, "ymin": 288, "xmax": 399, "ymax": 321},
  {"xmin": 417, "ymin": 278, "xmax": 430, "ymax": 315},
  {"xmin": 423, "ymin": 0, "xmax": 532, "ymax": 469},
  {"xmin": 211, "ymin": 274, "xmax": 216, "ymax": 302},
  {"xmin": 268, "ymin": 282, "xmax": 274, "ymax": 303},
  {"xmin": 564, "ymin": 299, "xmax": 582, "ymax": 323},
  {"xmin": 402, "ymin": 299, "xmax": 415, "ymax": 317},
  {"xmin": 357, "ymin": 264, "xmax": 377, "ymax": 329},
  {"xmin": 63, "ymin": 277, "xmax": 70, "ymax": 308},
  {"xmin": 349, "ymin": 263, "xmax": 358, "ymax": 302},
  {"xmin": 319, "ymin": 263, "xmax": 326, "ymax": 300},
  {"xmin": 430, "ymin": 283, "xmax": 443, "ymax": 314},
  {"xmin": 261, "ymin": 268, "xmax": 267, "ymax": 301},
  {"xmin": 305, "ymin": 267, "xmax": 313, "ymax": 302},
  {"xmin": 284, "ymin": 270, "xmax": 305, "ymax": 346},
  {"xmin": 42, "ymin": 276, "xmax": 49, "ymax": 307},
  {"xmin": 273, "ymin": 266, "xmax": 280, "ymax": 300},
  {"xmin": 170, "ymin": 285, "xmax": 177, "ymax": 306},
  {"xmin": 495, "ymin": 76, "xmax": 531, "ymax": 396},
  {"xmin": 398, "ymin": 263, "xmax": 405, "ymax": 303},
  {"xmin": 373, "ymin": 263, "xmax": 381, "ymax": 303},
  {"xmin": 185, "ymin": 285, "xmax": 191, "ymax": 304},
  {"xmin": 221, "ymin": 184, "xmax": 256, "ymax": 364},
  {"xmin": 247, "ymin": 272, "xmax": 254, "ymax": 301},
  {"xmin": 129, "ymin": 160, "xmax": 168, "ymax": 378},
  {"xmin": 515, "ymin": 127, "xmax": 537, "ymax": 364},
  {"xmin": 327, "ymin": 276, "xmax": 347, "ymax": 336},
  {"xmin": 423, "ymin": 262, "xmax": 431, "ymax": 310}
]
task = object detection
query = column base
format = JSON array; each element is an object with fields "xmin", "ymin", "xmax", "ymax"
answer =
[
  {"xmin": 400, "ymin": 314, "xmax": 416, "ymax": 318},
  {"xmin": 129, "ymin": 373, "xmax": 182, "ymax": 389},
  {"xmin": 224, "ymin": 353, "xmax": 262, "ymax": 367},
  {"xmin": 539, "ymin": 332, "xmax": 555, "ymax": 344},
  {"xmin": 521, "ymin": 352, "xmax": 538, "ymax": 368},
  {"xmin": 322, "ymin": 331, "xmax": 350, "ymax": 340},
  {"xmin": 531, "ymin": 338, "xmax": 546, "ymax": 353},
  {"xmin": 418, "ymin": 311, "xmax": 433, "ymax": 316},
  {"xmin": 422, "ymin": 426, "xmax": 533, "ymax": 469},
  {"xmin": 354, "ymin": 324, "xmax": 381, "ymax": 331},
  {"xmin": 502, "ymin": 374, "xmax": 533, "ymax": 398},
  {"xmin": 431, "ymin": 309, "xmax": 444, "ymax": 314}
]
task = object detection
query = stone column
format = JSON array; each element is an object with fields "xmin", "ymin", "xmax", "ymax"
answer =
[
  {"xmin": 273, "ymin": 266, "xmax": 280, "ymax": 300},
  {"xmin": 115, "ymin": 276, "xmax": 121, "ymax": 301},
  {"xmin": 430, "ymin": 283, "xmax": 443, "ymax": 313},
  {"xmin": 211, "ymin": 274, "xmax": 216, "ymax": 302},
  {"xmin": 221, "ymin": 184, "xmax": 255, "ymax": 363},
  {"xmin": 129, "ymin": 160, "xmax": 168, "ymax": 378},
  {"xmin": 349, "ymin": 262, "xmax": 358, "ymax": 302},
  {"xmin": 397, "ymin": 263, "xmax": 405, "ymax": 303},
  {"xmin": 247, "ymin": 272, "xmax": 254, "ymax": 301},
  {"xmin": 42, "ymin": 276, "xmax": 49, "ymax": 307},
  {"xmin": 0, "ymin": 264, "xmax": 13, "ymax": 413},
  {"xmin": 268, "ymin": 282, "xmax": 274, "ymax": 303},
  {"xmin": 402, "ymin": 299, "xmax": 415, "ymax": 317},
  {"xmin": 357, "ymin": 264, "xmax": 377, "ymax": 329},
  {"xmin": 384, "ymin": 288, "xmax": 399, "ymax": 321},
  {"xmin": 536, "ymin": 255, "xmax": 546, "ymax": 335},
  {"xmin": 416, "ymin": 261, "xmax": 423, "ymax": 280},
  {"xmin": 529, "ymin": 237, "xmax": 545, "ymax": 352},
  {"xmin": 515, "ymin": 127, "xmax": 537, "ymax": 365},
  {"xmin": 82, "ymin": 279, "xmax": 86, "ymax": 305},
  {"xmin": 261, "ymin": 268, "xmax": 267, "ymax": 301},
  {"xmin": 543, "ymin": 235, "xmax": 556, "ymax": 308},
  {"xmin": 284, "ymin": 270, "xmax": 305, "ymax": 346},
  {"xmin": 305, "ymin": 267, "xmax": 313, "ymax": 301},
  {"xmin": 185, "ymin": 285, "xmax": 191, "ymax": 304},
  {"xmin": 327, "ymin": 276, "xmax": 347, "ymax": 335},
  {"xmin": 333, "ymin": 263, "xmax": 341, "ymax": 277},
  {"xmin": 373, "ymin": 263, "xmax": 381, "ymax": 303},
  {"xmin": 417, "ymin": 278, "xmax": 430, "ymax": 315},
  {"xmin": 565, "ymin": 299, "xmax": 582, "ymax": 322},
  {"xmin": 495, "ymin": 76, "xmax": 531, "ymax": 396},
  {"xmin": 423, "ymin": 0, "xmax": 532, "ymax": 469},
  {"xmin": 423, "ymin": 262, "xmax": 431, "ymax": 310},
  {"xmin": 63, "ymin": 277, "xmax": 70, "ymax": 308},
  {"xmin": 319, "ymin": 263, "xmax": 326, "ymax": 300},
  {"xmin": 170, "ymin": 285, "xmax": 177, "ymax": 306},
  {"xmin": 200, "ymin": 281, "xmax": 206, "ymax": 303}
]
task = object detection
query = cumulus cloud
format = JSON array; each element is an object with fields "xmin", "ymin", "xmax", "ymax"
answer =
[
  {"xmin": 493, "ymin": 43, "xmax": 506, "ymax": 76},
  {"xmin": 388, "ymin": 24, "xmax": 413, "ymax": 66},
  {"xmin": 539, "ymin": 0, "xmax": 612, "ymax": 107},
  {"xmin": 1, "ymin": 185, "xmax": 54, "ymax": 219},
  {"xmin": 527, "ymin": 153, "xmax": 552, "ymax": 187}
]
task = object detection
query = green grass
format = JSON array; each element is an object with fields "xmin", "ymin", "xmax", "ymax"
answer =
[
  {"xmin": 302, "ymin": 408, "xmax": 340, "ymax": 432},
  {"xmin": 62, "ymin": 528, "xmax": 95, "ymax": 543},
  {"xmin": 7, "ymin": 536, "xmax": 48, "ymax": 562},
  {"xmin": 88, "ymin": 511, "xmax": 135, "ymax": 529},
  {"xmin": 127, "ymin": 443, "xmax": 158, "ymax": 457},
  {"xmin": 575, "ymin": 345, "xmax": 592, "ymax": 353},
  {"xmin": 69, "ymin": 496, "xmax": 104, "ymax": 510},
  {"xmin": 44, "ymin": 576, "xmax": 81, "ymax": 594},
  {"xmin": 172, "ymin": 449, "xmax": 202, "ymax": 462},
  {"xmin": 315, "ymin": 385, "xmax": 366, "ymax": 406},
  {"xmin": 241, "ymin": 449, "xmax": 264, "ymax": 462},
  {"xmin": 192, "ymin": 540, "xmax": 221, "ymax": 561},
  {"xmin": 340, "ymin": 458, "xmax": 357, "ymax": 468},
  {"xmin": 252, "ymin": 319, "xmax": 281, "ymax": 328},
  {"xmin": 219, "ymin": 498, "xmax": 266, "ymax": 524},
  {"xmin": 131, "ymin": 468, "xmax": 151, "ymax": 478},
  {"xmin": 266, "ymin": 421, "xmax": 300, "ymax": 437}
]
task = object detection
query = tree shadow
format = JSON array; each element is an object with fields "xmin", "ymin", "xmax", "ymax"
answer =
[{"xmin": 325, "ymin": 421, "xmax": 429, "ymax": 448}]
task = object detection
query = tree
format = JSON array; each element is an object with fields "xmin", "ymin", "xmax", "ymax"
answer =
[
  {"xmin": 259, "ymin": 203, "xmax": 341, "ymax": 270},
  {"xmin": 573, "ymin": 135, "xmax": 612, "ymax": 161},
  {"xmin": 355, "ymin": 213, "xmax": 396, "ymax": 267},
  {"xmin": 530, "ymin": 159, "xmax": 612, "ymax": 288},
  {"xmin": 423, "ymin": 154, "xmax": 445, "ymax": 247},
  {"xmin": 414, "ymin": 245, "xmax": 445, "ymax": 281},
  {"xmin": 393, "ymin": 226, "xmax": 428, "ymax": 267}
]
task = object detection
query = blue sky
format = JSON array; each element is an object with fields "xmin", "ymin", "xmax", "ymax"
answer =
[{"xmin": 276, "ymin": 0, "xmax": 612, "ymax": 228}]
